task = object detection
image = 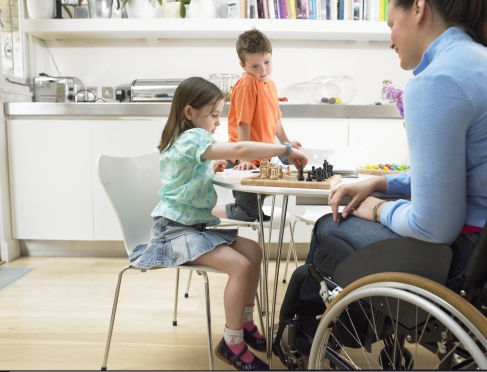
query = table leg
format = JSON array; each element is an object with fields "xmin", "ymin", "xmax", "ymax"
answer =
[
  {"xmin": 257, "ymin": 193, "xmax": 271, "ymax": 366},
  {"xmin": 267, "ymin": 195, "xmax": 289, "ymax": 369}
]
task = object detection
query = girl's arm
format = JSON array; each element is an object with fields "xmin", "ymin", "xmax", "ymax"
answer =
[
  {"xmin": 276, "ymin": 120, "xmax": 302, "ymax": 148},
  {"xmin": 202, "ymin": 141, "xmax": 308, "ymax": 169}
]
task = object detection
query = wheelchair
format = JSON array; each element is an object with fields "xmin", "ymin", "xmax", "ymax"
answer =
[{"xmin": 272, "ymin": 219, "xmax": 487, "ymax": 370}]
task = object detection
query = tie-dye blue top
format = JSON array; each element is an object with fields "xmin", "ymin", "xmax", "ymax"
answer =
[{"xmin": 151, "ymin": 128, "xmax": 220, "ymax": 226}]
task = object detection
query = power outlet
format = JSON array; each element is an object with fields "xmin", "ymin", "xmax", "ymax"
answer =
[{"xmin": 102, "ymin": 87, "xmax": 114, "ymax": 99}]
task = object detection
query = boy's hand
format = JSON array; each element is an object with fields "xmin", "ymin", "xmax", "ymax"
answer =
[
  {"xmin": 213, "ymin": 160, "xmax": 227, "ymax": 174},
  {"xmin": 289, "ymin": 140, "xmax": 302, "ymax": 149},
  {"xmin": 287, "ymin": 148, "xmax": 308, "ymax": 170},
  {"xmin": 233, "ymin": 161, "xmax": 257, "ymax": 170}
]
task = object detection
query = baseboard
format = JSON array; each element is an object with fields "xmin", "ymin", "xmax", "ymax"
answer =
[{"xmin": 19, "ymin": 240, "xmax": 311, "ymax": 260}]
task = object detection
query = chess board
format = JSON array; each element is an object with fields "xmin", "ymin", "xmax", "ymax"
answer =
[{"xmin": 241, "ymin": 174, "xmax": 342, "ymax": 190}]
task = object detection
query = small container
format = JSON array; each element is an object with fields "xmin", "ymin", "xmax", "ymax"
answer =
[
  {"xmin": 209, "ymin": 74, "xmax": 239, "ymax": 102},
  {"xmin": 310, "ymin": 75, "xmax": 357, "ymax": 105},
  {"xmin": 87, "ymin": 0, "xmax": 113, "ymax": 18}
]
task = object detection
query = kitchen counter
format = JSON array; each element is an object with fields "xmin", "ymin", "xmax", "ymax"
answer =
[{"xmin": 4, "ymin": 102, "xmax": 402, "ymax": 119}]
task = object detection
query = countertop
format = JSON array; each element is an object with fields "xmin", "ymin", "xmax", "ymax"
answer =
[{"xmin": 4, "ymin": 102, "xmax": 402, "ymax": 119}]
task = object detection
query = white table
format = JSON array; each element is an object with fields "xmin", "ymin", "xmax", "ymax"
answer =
[{"xmin": 213, "ymin": 170, "xmax": 375, "ymax": 367}]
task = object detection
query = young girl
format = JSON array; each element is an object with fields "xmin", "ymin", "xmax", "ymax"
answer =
[{"xmin": 129, "ymin": 76, "xmax": 308, "ymax": 371}]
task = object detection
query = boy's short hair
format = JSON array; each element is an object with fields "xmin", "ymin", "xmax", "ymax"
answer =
[{"xmin": 236, "ymin": 28, "xmax": 273, "ymax": 65}]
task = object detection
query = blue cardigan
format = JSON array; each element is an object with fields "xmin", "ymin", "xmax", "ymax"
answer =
[{"xmin": 380, "ymin": 27, "xmax": 487, "ymax": 245}]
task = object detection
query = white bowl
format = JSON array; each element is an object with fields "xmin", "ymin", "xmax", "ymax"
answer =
[{"xmin": 310, "ymin": 75, "xmax": 357, "ymax": 105}]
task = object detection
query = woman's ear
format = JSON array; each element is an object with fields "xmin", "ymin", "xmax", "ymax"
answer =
[
  {"xmin": 415, "ymin": 0, "xmax": 426, "ymax": 22},
  {"xmin": 183, "ymin": 105, "xmax": 193, "ymax": 120}
]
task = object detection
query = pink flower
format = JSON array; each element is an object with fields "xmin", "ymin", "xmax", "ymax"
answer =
[{"xmin": 382, "ymin": 80, "xmax": 404, "ymax": 118}]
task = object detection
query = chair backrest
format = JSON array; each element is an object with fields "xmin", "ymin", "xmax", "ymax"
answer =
[
  {"xmin": 300, "ymin": 147, "xmax": 368, "ymax": 170},
  {"xmin": 97, "ymin": 151, "xmax": 161, "ymax": 255}
]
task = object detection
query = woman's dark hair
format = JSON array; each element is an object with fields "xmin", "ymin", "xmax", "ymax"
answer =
[
  {"xmin": 391, "ymin": 0, "xmax": 487, "ymax": 47},
  {"xmin": 157, "ymin": 77, "xmax": 224, "ymax": 153}
]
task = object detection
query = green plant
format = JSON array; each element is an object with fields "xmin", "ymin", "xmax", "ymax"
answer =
[{"xmin": 116, "ymin": 0, "xmax": 163, "ymax": 9}]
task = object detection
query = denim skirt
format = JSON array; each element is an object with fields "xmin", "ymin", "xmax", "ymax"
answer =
[{"xmin": 129, "ymin": 216, "xmax": 238, "ymax": 269}]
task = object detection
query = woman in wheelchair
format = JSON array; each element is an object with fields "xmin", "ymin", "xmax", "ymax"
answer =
[{"xmin": 273, "ymin": 0, "xmax": 487, "ymax": 369}]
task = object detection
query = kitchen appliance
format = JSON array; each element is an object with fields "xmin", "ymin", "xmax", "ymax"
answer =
[
  {"xmin": 130, "ymin": 79, "xmax": 185, "ymax": 102},
  {"xmin": 34, "ymin": 74, "xmax": 85, "ymax": 102}
]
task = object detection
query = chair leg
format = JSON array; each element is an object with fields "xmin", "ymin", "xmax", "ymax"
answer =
[
  {"xmin": 101, "ymin": 265, "xmax": 134, "ymax": 371},
  {"xmin": 185, "ymin": 270, "xmax": 193, "ymax": 298},
  {"xmin": 257, "ymin": 229, "xmax": 266, "ymax": 316},
  {"xmin": 173, "ymin": 268, "xmax": 180, "ymax": 326},
  {"xmin": 199, "ymin": 271, "xmax": 214, "ymax": 370},
  {"xmin": 255, "ymin": 291, "xmax": 264, "ymax": 336},
  {"xmin": 282, "ymin": 220, "xmax": 299, "ymax": 283}
]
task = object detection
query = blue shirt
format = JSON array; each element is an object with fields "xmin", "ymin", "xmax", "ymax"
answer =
[
  {"xmin": 381, "ymin": 27, "xmax": 487, "ymax": 244},
  {"xmin": 151, "ymin": 128, "xmax": 221, "ymax": 227}
]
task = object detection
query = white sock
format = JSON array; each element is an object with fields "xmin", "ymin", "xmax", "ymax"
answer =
[
  {"xmin": 243, "ymin": 304, "xmax": 254, "ymax": 323},
  {"xmin": 224, "ymin": 326, "xmax": 244, "ymax": 345}
]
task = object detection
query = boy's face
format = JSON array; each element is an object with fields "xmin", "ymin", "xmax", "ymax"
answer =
[{"xmin": 240, "ymin": 52, "xmax": 273, "ymax": 83}]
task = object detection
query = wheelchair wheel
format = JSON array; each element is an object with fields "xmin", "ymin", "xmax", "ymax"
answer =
[{"xmin": 308, "ymin": 272, "xmax": 487, "ymax": 370}]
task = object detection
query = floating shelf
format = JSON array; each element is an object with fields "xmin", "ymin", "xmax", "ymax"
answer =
[{"xmin": 22, "ymin": 18, "xmax": 391, "ymax": 42}]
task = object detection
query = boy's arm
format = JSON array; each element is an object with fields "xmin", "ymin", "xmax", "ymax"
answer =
[
  {"xmin": 234, "ymin": 122, "xmax": 257, "ymax": 170},
  {"xmin": 275, "ymin": 120, "xmax": 302, "ymax": 148}
]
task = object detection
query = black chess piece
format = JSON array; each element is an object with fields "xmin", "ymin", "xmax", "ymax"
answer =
[
  {"xmin": 316, "ymin": 167, "xmax": 323, "ymax": 182},
  {"xmin": 311, "ymin": 166, "xmax": 316, "ymax": 180},
  {"xmin": 306, "ymin": 171, "xmax": 312, "ymax": 181},
  {"xmin": 330, "ymin": 164, "xmax": 334, "ymax": 176},
  {"xmin": 298, "ymin": 165, "xmax": 305, "ymax": 181}
]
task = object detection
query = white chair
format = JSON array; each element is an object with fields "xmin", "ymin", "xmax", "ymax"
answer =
[
  {"xmin": 281, "ymin": 147, "xmax": 367, "ymax": 283},
  {"xmin": 97, "ymin": 151, "xmax": 222, "ymax": 370}
]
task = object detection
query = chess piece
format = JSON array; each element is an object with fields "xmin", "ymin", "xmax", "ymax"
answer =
[
  {"xmin": 316, "ymin": 167, "xmax": 323, "ymax": 182},
  {"xmin": 330, "ymin": 164, "xmax": 334, "ymax": 176},
  {"xmin": 297, "ymin": 165, "xmax": 305, "ymax": 181},
  {"xmin": 311, "ymin": 166, "xmax": 316, "ymax": 180},
  {"xmin": 260, "ymin": 163, "xmax": 267, "ymax": 179},
  {"xmin": 270, "ymin": 167, "xmax": 277, "ymax": 180},
  {"xmin": 306, "ymin": 171, "xmax": 312, "ymax": 181},
  {"xmin": 278, "ymin": 165, "xmax": 284, "ymax": 179},
  {"xmin": 267, "ymin": 165, "xmax": 272, "ymax": 178},
  {"xmin": 285, "ymin": 165, "xmax": 291, "ymax": 176}
]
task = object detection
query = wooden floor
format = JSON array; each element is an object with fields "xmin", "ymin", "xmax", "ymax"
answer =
[{"xmin": 0, "ymin": 256, "xmax": 302, "ymax": 370}]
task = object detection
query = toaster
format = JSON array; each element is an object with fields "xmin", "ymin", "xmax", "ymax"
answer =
[
  {"xmin": 130, "ymin": 79, "xmax": 185, "ymax": 102},
  {"xmin": 34, "ymin": 75, "xmax": 85, "ymax": 103}
]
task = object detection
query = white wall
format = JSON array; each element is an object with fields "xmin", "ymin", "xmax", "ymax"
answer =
[{"xmin": 34, "ymin": 38, "xmax": 412, "ymax": 104}]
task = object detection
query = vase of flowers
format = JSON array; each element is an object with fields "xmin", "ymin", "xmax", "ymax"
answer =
[{"xmin": 382, "ymin": 79, "xmax": 404, "ymax": 118}]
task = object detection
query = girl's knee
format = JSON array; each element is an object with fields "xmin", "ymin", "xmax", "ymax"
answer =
[{"xmin": 230, "ymin": 256, "xmax": 252, "ymax": 279}]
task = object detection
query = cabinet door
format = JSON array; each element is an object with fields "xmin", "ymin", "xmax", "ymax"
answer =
[
  {"xmin": 7, "ymin": 120, "xmax": 93, "ymax": 240},
  {"xmin": 91, "ymin": 119, "xmax": 166, "ymax": 241},
  {"xmin": 349, "ymin": 120, "xmax": 410, "ymax": 166},
  {"xmin": 280, "ymin": 119, "xmax": 349, "ymax": 149}
]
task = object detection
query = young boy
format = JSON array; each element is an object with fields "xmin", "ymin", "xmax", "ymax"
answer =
[{"xmin": 216, "ymin": 28, "xmax": 302, "ymax": 222}]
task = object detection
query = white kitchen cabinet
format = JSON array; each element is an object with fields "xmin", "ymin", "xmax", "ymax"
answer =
[
  {"xmin": 281, "ymin": 119, "xmax": 349, "ymax": 149},
  {"xmin": 91, "ymin": 119, "xmax": 166, "ymax": 241},
  {"xmin": 349, "ymin": 119, "xmax": 409, "ymax": 166},
  {"xmin": 7, "ymin": 120, "xmax": 93, "ymax": 240}
]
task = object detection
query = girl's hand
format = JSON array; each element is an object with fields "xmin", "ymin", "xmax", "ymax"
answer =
[
  {"xmin": 287, "ymin": 148, "xmax": 308, "ymax": 169},
  {"xmin": 213, "ymin": 160, "xmax": 227, "ymax": 174},
  {"xmin": 289, "ymin": 140, "xmax": 302, "ymax": 149},
  {"xmin": 328, "ymin": 176, "xmax": 387, "ymax": 222},
  {"xmin": 233, "ymin": 160, "xmax": 257, "ymax": 170}
]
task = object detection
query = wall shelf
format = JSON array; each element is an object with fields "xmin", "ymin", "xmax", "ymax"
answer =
[{"xmin": 22, "ymin": 18, "xmax": 391, "ymax": 41}]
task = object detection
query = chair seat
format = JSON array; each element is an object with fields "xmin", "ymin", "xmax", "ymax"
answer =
[{"xmin": 218, "ymin": 206, "xmax": 292, "ymax": 229}]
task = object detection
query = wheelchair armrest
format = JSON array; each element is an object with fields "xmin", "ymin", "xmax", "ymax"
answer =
[{"xmin": 333, "ymin": 237, "xmax": 452, "ymax": 288}]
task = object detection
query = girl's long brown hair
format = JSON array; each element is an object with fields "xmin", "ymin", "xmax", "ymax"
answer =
[{"xmin": 157, "ymin": 77, "xmax": 224, "ymax": 153}]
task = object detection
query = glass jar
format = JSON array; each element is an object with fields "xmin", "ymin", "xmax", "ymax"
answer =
[
  {"xmin": 310, "ymin": 75, "xmax": 357, "ymax": 105},
  {"xmin": 209, "ymin": 73, "xmax": 239, "ymax": 102}
]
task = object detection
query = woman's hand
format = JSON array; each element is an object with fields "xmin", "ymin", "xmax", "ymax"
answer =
[
  {"xmin": 287, "ymin": 148, "xmax": 308, "ymax": 169},
  {"xmin": 329, "ymin": 176, "xmax": 387, "ymax": 222},
  {"xmin": 233, "ymin": 160, "xmax": 257, "ymax": 170},
  {"xmin": 213, "ymin": 160, "xmax": 227, "ymax": 174},
  {"xmin": 347, "ymin": 196, "xmax": 388, "ymax": 222}
]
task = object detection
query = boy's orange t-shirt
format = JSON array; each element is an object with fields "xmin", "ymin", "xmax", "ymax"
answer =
[{"xmin": 227, "ymin": 72, "xmax": 282, "ymax": 165}]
